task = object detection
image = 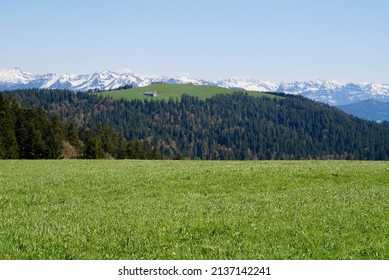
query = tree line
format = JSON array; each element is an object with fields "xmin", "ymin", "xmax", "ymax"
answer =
[
  {"xmin": 0, "ymin": 92, "xmax": 161, "ymax": 159},
  {"xmin": 2, "ymin": 88, "xmax": 389, "ymax": 160}
]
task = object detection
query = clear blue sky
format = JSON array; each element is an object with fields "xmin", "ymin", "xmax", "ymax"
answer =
[{"xmin": 1, "ymin": 0, "xmax": 388, "ymax": 83}]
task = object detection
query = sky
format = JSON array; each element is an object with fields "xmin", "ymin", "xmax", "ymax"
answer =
[{"xmin": 1, "ymin": 0, "xmax": 389, "ymax": 83}]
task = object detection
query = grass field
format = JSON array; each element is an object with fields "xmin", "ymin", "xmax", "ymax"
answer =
[
  {"xmin": 99, "ymin": 83, "xmax": 271, "ymax": 101},
  {"xmin": 0, "ymin": 160, "xmax": 388, "ymax": 260}
]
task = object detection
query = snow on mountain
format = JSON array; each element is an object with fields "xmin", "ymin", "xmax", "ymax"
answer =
[
  {"xmin": 0, "ymin": 68, "xmax": 55, "ymax": 89},
  {"xmin": 216, "ymin": 77, "xmax": 279, "ymax": 92},
  {"xmin": 276, "ymin": 80, "xmax": 389, "ymax": 105},
  {"xmin": 40, "ymin": 70, "xmax": 150, "ymax": 91},
  {"xmin": 217, "ymin": 79, "xmax": 389, "ymax": 105},
  {"xmin": 0, "ymin": 67, "xmax": 32, "ymax": 84},
  {"xmin": 1, "ymin": 68, "xmax": 389, "ymax": 105}
]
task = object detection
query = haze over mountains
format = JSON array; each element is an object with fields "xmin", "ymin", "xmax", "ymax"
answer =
[
  {"xmin": 338, "ymin": 100, "xmax": 389, "ymax": 122},
  {"xmin": 1, "ymin": 68, "xmax": 389, "ymax": 107}
]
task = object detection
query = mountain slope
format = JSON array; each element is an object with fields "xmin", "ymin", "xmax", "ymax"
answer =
[
  {"xmin": 1, "ymin": 68, "xmax": 389, "ymax": 106},
  {"xmin": 0, "ymin": 68, "xmax": 152, "ymax": 91},
  {"xmin": 3, "ymin": 88, "xmax": 389, "ymax": 160},
  {"xmin": 337, "ymin": 100, "xmax": 389, "ymax": 121}
]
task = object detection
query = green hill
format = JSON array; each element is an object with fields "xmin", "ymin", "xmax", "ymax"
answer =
[
  {"xmin": 99, "ymin": 83, "xmax": 271, "ymax": 101},
  {"xmin": 3, "ymin": 89, "xmax": 389, "ymax": 160}
]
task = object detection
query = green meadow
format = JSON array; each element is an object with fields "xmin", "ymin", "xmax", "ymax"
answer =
[
  {"xmin": 0, "ymin": 160, "xmax": 388, "ymax": 259},
  {"xmin": 99, "ymin": 83, "xmax": 270, "ymax": 101}
]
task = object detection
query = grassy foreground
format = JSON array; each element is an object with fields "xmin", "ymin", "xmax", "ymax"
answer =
[{"xmin": 0, "ymin": 160, "xmax": 388, "ymax": 260}]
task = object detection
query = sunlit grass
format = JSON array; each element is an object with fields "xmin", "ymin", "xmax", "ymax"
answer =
[
  {"xmin": 0, "ymin": 160, "xmax": 388, "ymax": 259},
  {"xmin": 99, "ymin": 83, "xmax": 270, "ymax": 101}
]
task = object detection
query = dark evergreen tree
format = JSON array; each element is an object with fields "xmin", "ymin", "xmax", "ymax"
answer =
[
  {"xmin": 0, "ymin": 94, "xmax": 18, "ymax": 158},
  {"xmin": 2, "ymin": 89, "xmax": 389, "ymax": 160}
]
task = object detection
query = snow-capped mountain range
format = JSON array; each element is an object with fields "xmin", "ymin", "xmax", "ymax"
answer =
[{"xmin": 1, "ymin": 68, "xmax": 389, "ymax": 106}]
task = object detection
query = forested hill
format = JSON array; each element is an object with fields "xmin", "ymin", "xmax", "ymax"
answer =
[
  {"xmin": 2, "ymin": 88, "xmax": 389, "ymax": 160},
  {"xmin": 0, "ymin": 92, "xmax": 161, "ymax": 160}
]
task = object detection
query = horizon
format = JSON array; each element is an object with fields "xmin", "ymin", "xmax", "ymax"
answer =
[
  {"xmin": 1, "ymin": 67, "xmax": 389, "ymax": 85},
  {"xmin": 1, "ymin": 0, "xmax": 389, "ymax": 84}
]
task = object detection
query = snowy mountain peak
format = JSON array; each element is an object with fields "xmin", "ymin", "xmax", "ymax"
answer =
[
  {"xmin": 0, "ymin": 68, "xmax": 389, "ymax": 105},
  {"xmin": 0, "ymin": 67, "xmax": 32, "ymax": 83},
  {"xmin": 216, "ymin": 77, "xmax": 279, "ymax": 92}
]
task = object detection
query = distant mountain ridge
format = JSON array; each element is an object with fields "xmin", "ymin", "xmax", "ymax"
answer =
[
  {"xmin": 337, "ymin": 100, "xmax": 389, "ymax": 122},
  {"xmin": 1, "ymin": 68, "xmax": 389, "ymax": 106}
]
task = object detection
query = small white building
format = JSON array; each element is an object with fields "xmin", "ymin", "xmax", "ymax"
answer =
[{"xmin": 143, "ymin": 91, "xmax": 157, "ymax": 97}]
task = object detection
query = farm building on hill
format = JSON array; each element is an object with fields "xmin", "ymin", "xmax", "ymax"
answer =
[{"xmin": 143, "ymin": 91, "xmax": 157, "ymax": 97}]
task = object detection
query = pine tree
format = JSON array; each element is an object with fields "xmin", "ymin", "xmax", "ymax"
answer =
[
  {"xmin": 0, "ymin": 94, "xmax": 18, "ymax": 158},
  {"xmin": 44, "ymin": 115, "xmax": 64, "ymax": 159}
]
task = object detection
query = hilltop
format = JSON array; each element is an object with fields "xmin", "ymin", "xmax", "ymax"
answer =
[
  {"xmin": 99, "ymin": 83, "xmax": 271, "ymax": 101},
  {"xmin": 3, "ymin": 88, "xmax": 389, "ymax": 160}
]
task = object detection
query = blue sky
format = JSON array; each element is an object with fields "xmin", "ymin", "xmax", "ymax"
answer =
[{"xmin": 1, "ymin": 0, "xmax": 388, "ymax": 83}]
